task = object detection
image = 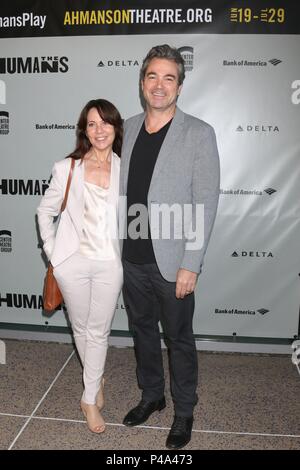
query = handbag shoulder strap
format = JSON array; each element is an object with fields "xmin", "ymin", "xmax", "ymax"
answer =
[{"xmin": 60, "ymin": 158, "xmax": 75, "ymax": 213}]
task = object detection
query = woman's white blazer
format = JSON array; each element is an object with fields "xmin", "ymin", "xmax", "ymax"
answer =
[{"xmin": 37, "ymin": 154, "xmax": 120, "ymax": 267}]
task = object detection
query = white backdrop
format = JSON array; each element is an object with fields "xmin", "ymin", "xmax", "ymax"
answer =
[{"xmin": 0, "ymin": 32, "xmax": 299, "ymax": 339}]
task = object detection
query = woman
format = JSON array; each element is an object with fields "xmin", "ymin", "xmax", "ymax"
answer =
[{"xmin": 37, "ymin": 99, "xmax": 123, "ymax": 433}]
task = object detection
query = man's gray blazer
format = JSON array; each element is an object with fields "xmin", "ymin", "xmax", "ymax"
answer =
[{"xmin": 120, "ymin": 107, "xmax": 220, "ymax": 282}]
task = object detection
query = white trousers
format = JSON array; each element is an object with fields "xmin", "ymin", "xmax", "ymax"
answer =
[{"xmin": 54, "ymin": 252, "xmax": 123, "ymax": 404}]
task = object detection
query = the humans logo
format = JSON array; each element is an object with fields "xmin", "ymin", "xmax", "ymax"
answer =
[
  {"xmin": 0, "ymin": 292, "xmax": 44, "ymax": 309},
  {"xmin": 291, "ymin": 80, "xmax": 300, "ymax": 105},
  {"xmin": 178, "ymin": 46, "xmax": 194, "ymax": 72},
  {"xmin": 0, "ymin": 340, "xmax": 6, "ymax": 364},
  {"xmin": 0, "ymin": 56, "xmax": 68, "ymax": 74},
  {"xmin": 0, "ymin": 111, "xmax": 9, "ymax": 134},
  {"xmin": 0, "ymin": 79, "xmax": 5, "ymax": 104},
  {"xmin": 0, "ymin": 178, "xmax": 49, "ymax": 195},
  {"xmin": 0, "ymin": 230, "xmax": 12, "ymax": 252},
  {"xmin": 291, "ymin": 340, "xmax": 300, "ymax": 376}
]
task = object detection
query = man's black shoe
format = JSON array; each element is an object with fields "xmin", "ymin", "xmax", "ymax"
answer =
[
  {"xmin": 123, "ymin": 397, "xmax": 166, "ymax": 426},
  {"xmin": 166, "ymin": 415, "xmax": 193, "ymax": 449}
]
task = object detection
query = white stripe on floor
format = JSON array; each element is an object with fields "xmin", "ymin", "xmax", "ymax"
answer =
[{"xmin": 2, "ymin": 411, "xmax": 299, "ymax": 440}]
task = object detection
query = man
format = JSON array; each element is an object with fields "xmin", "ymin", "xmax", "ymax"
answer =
[{"xmin": 120, "ymin": 45, "xmax": 220, "ymax": 449}]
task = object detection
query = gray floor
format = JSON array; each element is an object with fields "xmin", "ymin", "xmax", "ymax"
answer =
[{"xmin": 0, "ymin": 339, "xmax": 299, "ymax": 450}]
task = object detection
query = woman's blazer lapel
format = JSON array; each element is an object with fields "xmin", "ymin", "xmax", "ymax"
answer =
[{"xmin": 66, "ymin": 159, "xmax": 84, "ymax": 238}]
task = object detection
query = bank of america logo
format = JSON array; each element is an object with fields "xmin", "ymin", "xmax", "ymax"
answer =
[
  {"xmin": 264, "ymin": 188, "xmax": 277, "ymax": 196},
  {"xmin": 269, "ymin": 59, "xmax": 282, "ymax": 66},
  {"xmin": 178, "ymin": 46, "xmax": 194, "ymax": 72},
  {"xmin": 257, "ymin": 308, "xmax": 269, "ymax": 315}
]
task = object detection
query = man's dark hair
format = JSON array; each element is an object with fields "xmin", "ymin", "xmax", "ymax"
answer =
[{"xmin": 140, "ymin": 44, "xmax": 185, "ymax": 86}]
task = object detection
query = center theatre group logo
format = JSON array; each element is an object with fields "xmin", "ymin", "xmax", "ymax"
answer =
[
  {"xmin": 0, "ymin": 230, "xmax": 12, "ymax": 252},
  {"xmin": 0, "ymin": 178, "xmax": 49, "ymax": 195},
  {"xmin": 0, "ymin": 110, "xmax": 9, "ymax": 134},
  {"xmin": 178, "ymin": 46, "xmax": 194, "ymax": 72},
  {"xmin": 0, "ymin": 56, "xmax": 69, "ymax": 74}
]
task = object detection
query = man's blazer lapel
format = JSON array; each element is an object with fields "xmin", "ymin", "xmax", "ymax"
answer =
[
  {"xmin": 149, "ymin": 107, "xmax": 185, "ymax": 194},
  {"xmin": 122, "ymin": 113, "xmax": 145, "ymax": 195}
]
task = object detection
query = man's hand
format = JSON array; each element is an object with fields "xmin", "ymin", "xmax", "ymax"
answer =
[{"xmin": 175, "ymin": 269, "xmax": 198, "ymax": 299}]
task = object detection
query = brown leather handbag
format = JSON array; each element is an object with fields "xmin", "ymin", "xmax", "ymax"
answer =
[{"xmin": 43, "ymin": 158, "xmax": 75, "ymax": 312}]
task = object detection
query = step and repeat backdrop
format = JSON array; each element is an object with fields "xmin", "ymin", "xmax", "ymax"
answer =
[{"xmin": 0, "ymin": 0, "xmax": 299, "ymax": 339}]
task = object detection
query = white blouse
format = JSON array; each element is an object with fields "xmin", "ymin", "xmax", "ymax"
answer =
[{"xmin": 79, "ymin": 181, "xmax": 118, "ymax": 260}]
